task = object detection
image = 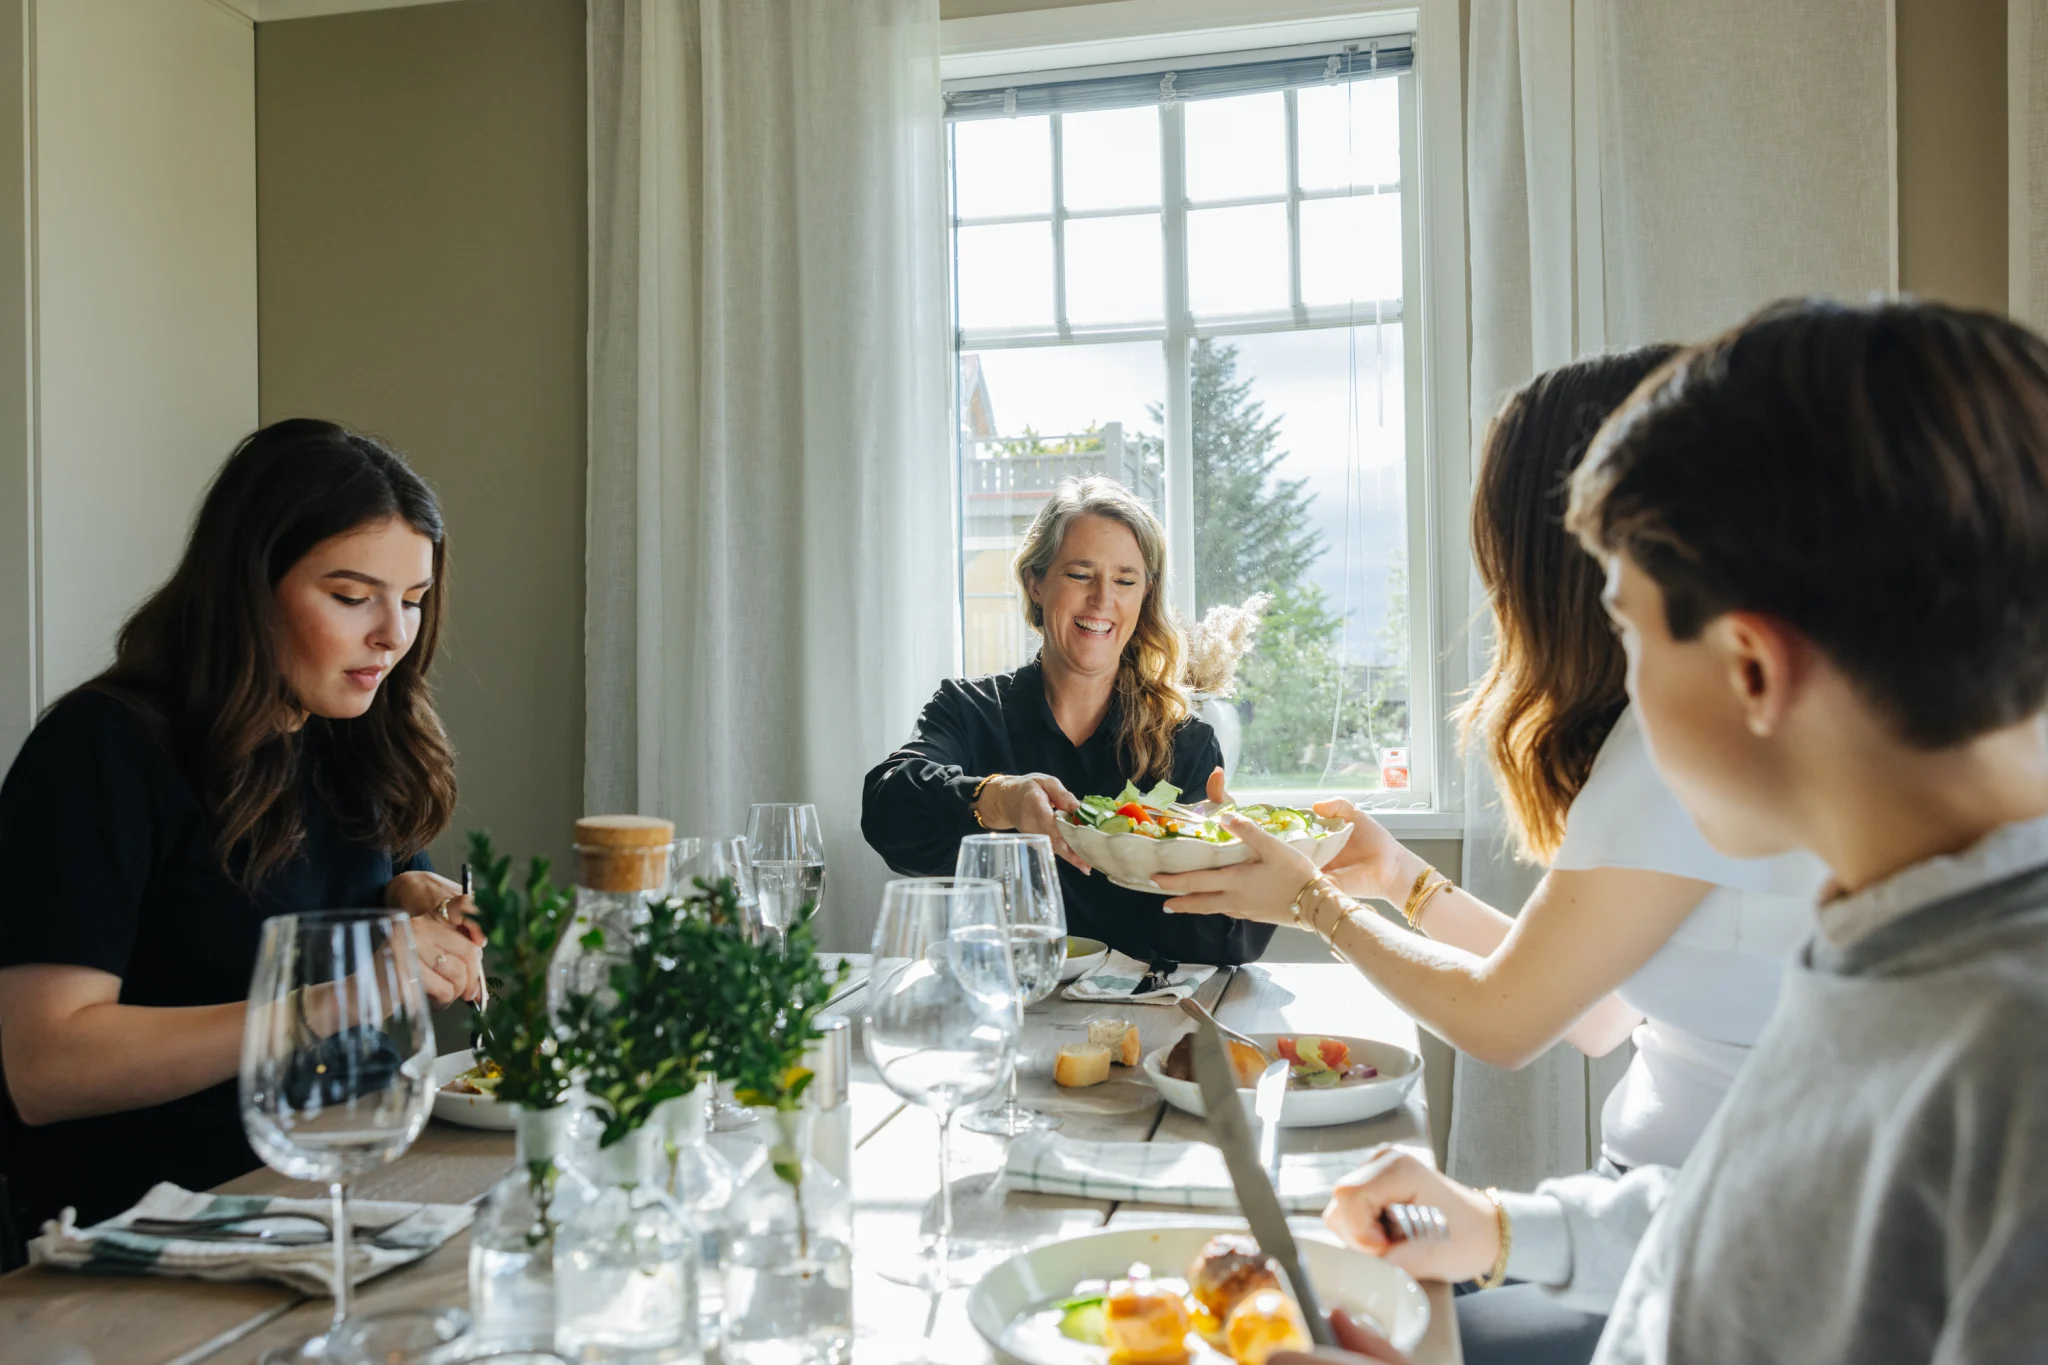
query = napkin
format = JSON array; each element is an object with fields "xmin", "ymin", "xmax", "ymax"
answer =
[
  {"xmin": 1002, "ymin": 1132, "xmax": 1373, "ymax": 1211},
  {"xmin": 29, "ymin": 1182, "xmax": 474, "ymax": 1296},
  {"xmin": 1063, "ymin": 950, "xmax": 1217, "ymax": 1005}
]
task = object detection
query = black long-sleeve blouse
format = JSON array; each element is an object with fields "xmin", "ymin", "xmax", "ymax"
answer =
[{"xmin": 861, "ymin": 658, "xmax": 1274, "ymax": 966}]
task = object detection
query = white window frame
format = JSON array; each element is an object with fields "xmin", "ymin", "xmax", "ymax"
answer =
[{"xmin": 941, "ymin": 0, "xmax": 1469, "ymax": 834}]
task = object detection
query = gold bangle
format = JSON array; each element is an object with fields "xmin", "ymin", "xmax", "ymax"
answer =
[
  {"xmin": 1297, "ymin": 876, "xmax": 1350, "ymax": 940},
  {"xmin": 1289, "ymin": 874, "xmax": 1323, "ymax": 925},
  {"xmin": 970, "ymin": 773, "xmax": 1002, "ymax": 829},
  {"xmin": 1475, "ymin": 1187, "xmax": 1512, "ymax": 1290},
  {"xmin": 1406, "ymin": 873, "xmax": 1452, "ymax": 932},
  {"xmin": 1400, "ymin": 866, "xmax": 1450, "ymax": 929}
]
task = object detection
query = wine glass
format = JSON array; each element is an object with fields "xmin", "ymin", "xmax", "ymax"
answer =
[
  {"xmin": 675, "ymin": 836, "xmax": 764, "ymax": 1132},
  {"xmin": 242, "ymin": 911, "xmax": 437, "ymax": 1362},
  {"xmin": 745, "ymin": 803, "xmax": 826, "ymax": 941},
  {"xmin": 862, "ymin": 878, "xmax": 1018, "ymax": 1290},
  {"xmin": 956, "ymin": 834, "xmax": 1067, "ymax": 1136}
]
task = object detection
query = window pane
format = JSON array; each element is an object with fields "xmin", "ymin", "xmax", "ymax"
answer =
[
  {"xmin": 957, "ymin": 344, "xmax": 1167, "ymax": 675},
  {"xmin": 1066, "ymin": 213, "xmax": 1163, "ymax": 327},
  {"xmin": 953, "ymin": 117, "xmax": 1052, "ymax": 219},
  {"xmin": 1188, "ymin": 203, "xmax": 1288, "ymax": 317},
  {"xmin": 1184, "ymin": 326, "xmax": 1410, "ymax": 791},
  {"xmin": 1185, "ymin": 92, "xmax": 1285, "ymax": 202},
  {"xmin": 1300, "ymin": 193, "xmax": 1403, "ymax": 306},
  {"xmin": 1062, "ymin": 107, "xmax": 1161, "ymax": 211},
  {"xmin": 957, "ymin": 222, "xmax": 1054, "ymax": 330},
  {"xmin": 1297, "ymin": 78, "xmax": 1401, "ymax": 191}
]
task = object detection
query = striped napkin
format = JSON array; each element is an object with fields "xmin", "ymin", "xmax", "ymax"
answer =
[
  {"xmin": 1001, "ymin": 1132, "xmax": 1371, "ymax": 1211},
  {"xmin": 29, "ymin": 1182, "xmax": 473, "ymax": 1296},
  {"xmin": 1062, "ymin": 950, "xmax": 1218, "ymax": 1005}
]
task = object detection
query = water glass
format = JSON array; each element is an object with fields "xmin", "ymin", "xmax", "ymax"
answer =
[
  {"xmin": 862, "ymin": 878, "xmax": 1018, "ymax": 1290},
  {"xmin": 957, "ymin": 834, "xmax": 1067, "ymax": 1136},
  {"xmin": 241, "ymin": 911, "xmax": 437, "ymax": 1362},
  {"xmin": 745, "ymin": 803, "xmax": 826, "ymax": 938}
]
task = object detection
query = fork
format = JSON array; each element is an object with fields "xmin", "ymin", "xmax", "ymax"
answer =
[
  {"xmin": 1380, "ymin": 1203, "xmax": 1450, "ymax": 1244},
  {"xmin": 1176, "ymin": 995, "xmax": 1274, "ymax": 1062},
  {"xmin": 125, "ymin": 1207, "xmax": 421, "ymax": 1240}
]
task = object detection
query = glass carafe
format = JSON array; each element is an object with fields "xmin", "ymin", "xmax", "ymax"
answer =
[
  {"xmin": 653, "ymin": 1086, "xmax": 737, "ymax": 1348},
  {"xmin": 469, "ymin": 1106, "xmax": 597, "ymax": 1352},
  {"xmin": 720, "ymin": 1109, "xmax": 853, "ymax": 1365},
  {"xmin": 554, "ymin": 1124, "xmax": 701, "ymax": 1364},
  {"xmin": 550, "ymin": 816, "xmax": 674, "ymax": 1014}
]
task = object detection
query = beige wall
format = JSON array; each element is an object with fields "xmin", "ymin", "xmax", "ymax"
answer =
[
  {"xmin": 33, "ymin": 0, "xmax": 259, "ymax": 704},
  {"xmin": 1897, "ymin": 0, "xmax": 2008, "ymax": 310},
  {"xmin": 257, "ymin": 0, "xmax": 588, "ymax": 871}
]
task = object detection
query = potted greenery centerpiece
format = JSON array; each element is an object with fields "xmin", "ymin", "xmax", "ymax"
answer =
[{"xmin": 461, "ymin": 832, "xmax": 587, "ymax": 1352}]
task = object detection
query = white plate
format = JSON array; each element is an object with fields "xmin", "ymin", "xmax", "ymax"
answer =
[
  {"xmin": 1059, "ymin": 935, "xmax": 1109, "ymax": 983},
  {"xmin": 431, "ymin": 1048, "xmax": 518, "ymax": 1130},
  {"xmin": 1142, "ymin": 1033, "xmax": 1420, "ymax": 1129},
  {"xmin": 1062, "ymin": 812, "xmax": 1352, "ymax": 895},
  {"xmin": 968, "ymin": 1222, "xmax": 1429, "ymax": 1363}
]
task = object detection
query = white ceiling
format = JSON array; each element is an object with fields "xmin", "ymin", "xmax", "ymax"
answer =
[{"xmin": 214, "ymin": 0, "xmax": 466, "ymax": 21}]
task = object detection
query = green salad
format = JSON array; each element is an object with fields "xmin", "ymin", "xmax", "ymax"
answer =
[{"xmin": 1061, "ymin": 779, "xmax": 1324, "ymax": 842}]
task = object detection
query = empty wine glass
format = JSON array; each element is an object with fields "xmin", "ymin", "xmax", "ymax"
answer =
[
  {"xmin": 745, "ymin": 803, "xmax": 825, "ymax": 941},
  {"xmin": 862, "ymin": 878, "xmax": 1018, "ymax": 1290},
  {"xmin": 242, "ymin": 911, "xmax": 438, "ymax": 1362},
  {"xmin": 675, "ymin": 836, "xmax": 763, "ymax": 1132},
  {"xmin": 956, "ymin": 834, "xmax": 1067, "ymax": 1136}
]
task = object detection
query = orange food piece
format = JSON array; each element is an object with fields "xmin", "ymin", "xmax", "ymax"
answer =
[
  {"xmin": 1223, "ymin": 1288, "xmax": 1310, "ymax": 1365},
  {"xmin": 1104, "ymin": 1281, "xmax": 1192, "ymax": 1364}
]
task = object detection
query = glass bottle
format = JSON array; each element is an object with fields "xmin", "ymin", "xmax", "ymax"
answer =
[
  {"xmin": 469, "ymin": 1106, "xmax": 598, "ymax": 1352},
  {"xmin": 720, "ymin": 1108, "xmax": 853, "ymax": 1365},
  {"xmin": 653, "ymin": 1085, "xmax": 737, "ymax": 1348},
  {"xmin": 554, "ymin": 1123, "xmax": 701, "ymax": 1364},
  {"xmin": 551, "ymin": 816, "xmax": 676, "ymax": 1014}
]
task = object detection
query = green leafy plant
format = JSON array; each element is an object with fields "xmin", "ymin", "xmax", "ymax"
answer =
[{"xmin": 464, "ymin": 831, "xmax": 575, "ymax": 1112}]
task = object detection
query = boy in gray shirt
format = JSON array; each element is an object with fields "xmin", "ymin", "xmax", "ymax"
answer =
[{"xmin": 1276, "ymin": 298, "xmax": 2048, "ymax": 1365}]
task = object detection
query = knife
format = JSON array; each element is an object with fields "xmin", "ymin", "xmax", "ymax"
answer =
[
  {"xmin": 1132, "ymin": 957, "xmax": 1179, "ymax": 995},
  {"xmin": 1254, "ymin": 1057, "xmax": 1289, "ymax": 1185},
  {"xmin": 1192, "ymin": 1019, "xmax": 1336, "ymax": 1348}
]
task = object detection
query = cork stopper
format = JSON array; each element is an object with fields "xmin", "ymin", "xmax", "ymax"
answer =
[{"xmin": 574, "ymin": 814, "xmax": 675, "ymax": 893}]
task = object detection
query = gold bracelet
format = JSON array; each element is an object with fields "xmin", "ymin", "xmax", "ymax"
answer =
[
  {"xmin": 970, "ymin": 773, "xmax": 1002, "ymax": 829},
  {"xmin": 1296, "ymin": 875, "xmax": 1351, "ymax": 941},
  {"xmin": 1289, "ymin": 874, "xmax": 1324, "ymax": 925},
  {"xmin": 1475, "ymin": 1187, "xmax": 1512, "ymax": 1290},
  {"xmin": 1407, "ymin": 873, "xmax": 1452, "ymax": 932},
  {"xmin": 1399, "ymin": 866, "xmax": 1451, "ymax": 930}
]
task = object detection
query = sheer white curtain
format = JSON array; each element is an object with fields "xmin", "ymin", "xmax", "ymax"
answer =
[
  {"xmin": 1454, "ymin": 0, "xmax": 1894, "ymax": 1191},
  {"xmin": 585, "ymin": 0, "xmax": 953, "ymax": 952},
  {"xmin": 2013, "ymin": 0, "xmax": 2048, "ymax": 326}
]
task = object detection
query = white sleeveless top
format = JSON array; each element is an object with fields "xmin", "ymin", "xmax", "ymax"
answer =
[{"xmin": 1551, "ymin": 708, "xmax": 1827, "ymax": 1171}]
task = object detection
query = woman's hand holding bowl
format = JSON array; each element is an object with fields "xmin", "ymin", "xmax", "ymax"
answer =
[
  {"xmin": 1153, "ymin": 810, "xmax": 1318, "ymax": 924},
  {"xmin": 973, "ymin": 772, "xmax": 1092, "ymax": 873},
  {"xmin": 1308, "ymin": 799, "xmax": 1432, "ymax": 905}
]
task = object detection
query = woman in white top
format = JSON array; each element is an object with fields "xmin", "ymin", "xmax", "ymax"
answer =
[{"xmin": 1157, "ymin": 347, "xmax": 1822, "ymax": 1364}]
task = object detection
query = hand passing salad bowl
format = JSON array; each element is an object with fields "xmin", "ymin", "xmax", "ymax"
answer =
[{"xmin": 1060, "ymin": 779, "xmax": 1352, "ymax": 894}]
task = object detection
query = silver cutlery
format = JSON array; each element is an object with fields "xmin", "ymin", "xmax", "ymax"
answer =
[
  {"xmin": 1380, "ymin": 1201, "xmax": 1450, "ymax": 1244},
  {"xmin": 1132, "ymin": 957, "xmax": 1178, "ymax": 995},
  {"xmin": 125, "ymin": 1207, "xmax": 422, "ymax": 1241},
  {"xmin": 1176, "ymin": 995, "xmax": 1273, "ymax": 1061},
  {"xmin": 1254, "ymin": 1058, "xmax": 1288, "ymax": 1186},
  {"xmin": 1191, "ymin": 1019, "xmax": 1336, "ymax": 1349}
]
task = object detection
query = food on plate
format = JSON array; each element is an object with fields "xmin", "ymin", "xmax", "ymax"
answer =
[
  {"xmin": 1090, "ymin": 1017, "xmax": 1143, "ymax": 1067},
  {"xmin": 1162, "ymin": 1033, "xmax": 1268, "ymax": 1088},
  {"xmin": 1222, "ymin": 1289, "xmax": 1311, "ymax": 1365},
  {"xmin": 1275, "ymin": 1035, "xmax": 1379, "ymax": 1089},
  {"xmin": 441, "ymin": 1058, "xmax": 503, "ymax": 1096},
  {"xmin": 1063, "ymin": 780, "xmax": 1329, "ymax": 845},
  {"xmin": 1104, "ymin": 1275, "xmax": 1194, "ymax": 1364},
  {"xmin": 1055, "ymin": 1042, "xmax": 1114, "ymax": 1088},
  {"xmin": 1186, "ymin": 1234, "xmax": 1282, "ymax": 1326}
]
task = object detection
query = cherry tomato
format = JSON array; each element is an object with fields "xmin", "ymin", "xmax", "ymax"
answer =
[
  {"xmin": 1276, "ymin": 1037, "xmax": 1302, "ymax": 1064},
  {"xmin": 1115, "ymin": 802, "xmax": 1148, "ymax": 822}
]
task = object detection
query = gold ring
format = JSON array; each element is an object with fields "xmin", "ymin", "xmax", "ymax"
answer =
[{"xmin": 433, "ymin": 896, "xmax": 455, "ymax": 923}]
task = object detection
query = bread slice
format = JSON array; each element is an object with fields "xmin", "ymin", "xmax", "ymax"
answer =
[{"xmin": 1054, "ymin": 1042, "xmax": 1113, "ymax": 1087}]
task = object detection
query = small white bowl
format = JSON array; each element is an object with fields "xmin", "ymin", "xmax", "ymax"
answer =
[
  {"xmin": 1060, "ymin": 935, "xmax": 1109, "ymax": 983},
  {"xmin": 431, "ymin": 1049, "xmax": 518, "ymax": 1131},
  {"xmin": 1142, "ymin": 1032, "xmax": 1420, "ymax": 1129},
  {"xmin": 968, "ymin": 1222, "xmax": 1429, "ymax": 1362},
  {"xmin": 1062, "ymin": 813, "xmax": 1352, "ymax": 894}
]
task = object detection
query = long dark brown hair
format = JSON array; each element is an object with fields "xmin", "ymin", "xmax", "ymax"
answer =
[
  {"xmin": 88, "ymin": 419, "xmax": 456, "ymax": 885},
  {"xmin": 1455, "ymin": 347, "xmax": 1680, "ymax": 862}
]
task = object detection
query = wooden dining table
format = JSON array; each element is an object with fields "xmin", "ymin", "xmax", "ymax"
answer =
[{"xmin": 0, "ymin": 961, "xmax": 1462, "ymax": 1365}]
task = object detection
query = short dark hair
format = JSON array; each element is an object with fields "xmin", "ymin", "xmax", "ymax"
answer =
[{"xmin": 1569, "ymin": 297, "xmax": 2048, "ymax": 749}]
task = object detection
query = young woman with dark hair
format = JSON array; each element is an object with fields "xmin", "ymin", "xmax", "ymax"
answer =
[
  {"xmin": 0, "ymin": 419, "xmax": 477, "ymax": 1231},
  {"xmin": 1157, "ymin": 348, "xmax": 1824, "ymax": 1365}
]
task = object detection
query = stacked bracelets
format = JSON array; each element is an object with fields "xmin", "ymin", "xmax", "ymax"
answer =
[
  {"xmin": 1400, "ymin": 865, "xmax": 1453, "ymax": 931},
  {"xmin": 1289, "ymin": 864, "xmax": 1456, "ymax": 940}
]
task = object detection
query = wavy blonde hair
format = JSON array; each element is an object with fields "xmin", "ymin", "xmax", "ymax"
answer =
[
  {"xmin": 1454, "ymin": 347, "xmax": 1679, "ymax": 863},
  {"xmin": 1014, "ymin": 477, "xmax": 1189, "ymax": 785}
]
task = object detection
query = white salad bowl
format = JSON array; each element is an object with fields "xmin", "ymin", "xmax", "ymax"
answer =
[
  {"xmin": 1062, "ymin": 812, "xmax": 1352, "ymax": 894},
  {"xmin": 1142, "ymin": 1032, "xmax": 1421, "ymax": 1129},
  {"xmin": 431, "ymin": 1048, "xmax": 518, "ymax": 1131}
]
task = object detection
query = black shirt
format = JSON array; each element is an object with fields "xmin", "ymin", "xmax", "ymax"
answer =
[
  {"xmin": 0, "ymin": 690, "xmax": 428, "ymax": 1228},
  {"xmin": 861, "ymin": 659, "xmax": 1274, "ymax": 966}
]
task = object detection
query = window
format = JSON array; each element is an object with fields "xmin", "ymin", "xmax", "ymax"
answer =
[{"xmin": 947, "ymin": 33, "xmax": 1440, "ymax": 806}]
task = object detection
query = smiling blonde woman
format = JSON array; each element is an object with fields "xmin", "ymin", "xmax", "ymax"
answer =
[{"xmin": 862, "ymin": 476, "xmax": 1271, "ymax": 966}]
